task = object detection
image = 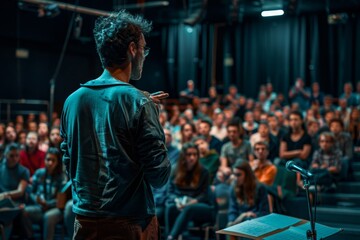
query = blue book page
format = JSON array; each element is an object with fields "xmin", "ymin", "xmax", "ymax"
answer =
[
  {"xmin": 264, "ymin": 222, "xmax": 342, "ymax": 240},
  {"xmin": 256, "ymin": 213, "xmax": 302, "ymax": 229},
  {"xmin": 222, "ymin": 220, "xmax": 279, "ymax": 237},
  {"xmin": 292, "ymin": 222, "xmax": 342, "ymax": 239},
  {"xmin": 263, "ymin": 229, "xmax": 305, "ymax": 240}
]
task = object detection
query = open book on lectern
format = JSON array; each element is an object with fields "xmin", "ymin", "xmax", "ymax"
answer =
[{"xmin": 216, "ymin": 213, "xmax": 342, "ymax": 240}]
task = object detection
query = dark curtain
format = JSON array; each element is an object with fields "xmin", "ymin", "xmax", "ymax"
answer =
[
  {"xmin": 219, "ymin": 14, "xmax": 360, "ymax": 99},
  {"xmin": 163, "ymin": 24, "xmax": 202, "ymax": 97},
  {"xmin": 163, "ymin": 14, "xmax": 360, "ymax": 99}
]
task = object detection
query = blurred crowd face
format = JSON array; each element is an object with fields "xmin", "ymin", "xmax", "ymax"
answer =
[
  {"xmin": 39, "ymin": 112, "xmax": 48, "ymax": 123},
  {"xmin": 244, "ymin": 112, "xmax": 254, "ymax": 124},
  {"xmin": 38, "ymin": 122, "xmax": 49, "ymax": 138},
  {"xmin": 5, "ymin": 126, "xmax": 17, "ymax": 143},
  {"xmin": 6, "ymin": 149, "xmax": 20, "ymax": 168},
  {"xmin": 319, "ymin": 135, "xmax": 334, "ymax": 152},
  {"xmin": 198, "ymin": 122, "xmax": 211, "ymax": 137},
  {"xmin": 16, "ymin": 115, "xmax": 24, "ymax": 124},
  {"xmin": 330, "ymin": 121, "xmax": 343, "ymax": 135},
  {"xmin": 258, "ymin": 124, "xmax": 269, "ymax": 138},
  {"xmin": 254, "ymin": 143, "xmax": 268, "ymax": 161},
  {"xmin": 18, "ymin": 132, "xmax": 27, "ymax": 146},
  {"xmin": 266, "ymin": 83, "xmax": 273, "ymax": 94},
  {"xmin": 338, "ymin": 98, "xmax": 347, "ymax": 109},
  {"xmin": 275, "ymin": 111, "xmax": 284, "ymax": 126},
  {"xmin": 195, "ymin": 138, "xmax": 209, "ymax": 155},
  {"xmin": 344, "ymin": 83, "xmax": 353, "ymax": 94},
  {"xmin": 28, "ymin": 121, "xmax": 38, "ymax": 132},
  {"xmin": 185, "ymin": 147, "xmax": 198, "ymax": 171},
  {"xmin": 50, "ymin": 128, "xmax": 62, "ymax": 146},
  {"xmin": 26, "ymin": 132, "xmax": 38, "ymax": 150},
  {"xmin": 289, "ymin": 113, "xmax": 303, "ymax": 131},
  {"xmin": 295, "ymin": 78, "xmax": 304, "ymax": 88},
  {"xmin": 307, "ymin": 121, "xmax": 320, "ymax": 136},
  {"xmin": 182, "ymin": 123, "xmax": 195, "ymax": 141},
  {"xmin": 214, "ymin": 113, "xmax": 225, "ymax": 127},
  {"xmin": 45, "ymin": 153, "xmax": 59, "ymax": 175},
  {"xmin": 312, "ymin": 82, "xmax": 320, "ymax": 93},
  {"xmin": 267, "ymin": 116, "xmax": 278, "ymax": 130},
  {"xmin": 187, "ymin": 80, "xmax": 194, "ymax": 90},
  {"xmin": 227, "ymin": 125, "xmax": 240, "ymax": 142},
  {"xmin": 233, "ymin": 168, "xmax": 245, "ymax": 186},
  {"xmin": 324, "ymin": 96, "xmax": 333, "ymax": 106},
  {"xmin": 208, "ymin": 86, "xmax": 217, "ymax": 98},
  {"xmin": 324, "ymin": 111, "xmax": 335, "ymax": 124}
]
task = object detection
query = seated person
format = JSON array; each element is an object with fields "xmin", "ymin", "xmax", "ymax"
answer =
[
  {"xmin": 329, "ymin": 118, "xmax": 353, "ymax": 179},
  {"xmin": 179, "ymin": 80, "xmax": 199, "ymax": 105},
  {"xmin": 193, "ymin": 136, "xmax": 220, "ymax": 184},
  {"xmin": 24, "ymin": 147, "xmax": 66, "ymax": 240},
  {"xmin": 0, "ymin": 143, "xmax": 30, "ymax": 239},
  {"xmin": 227, "ymin": 161, "xmax": 270, "ymax": 227},
  {"xmin": 250, "ymin": 141, "xmax": 277, "ymax": 186},
  {"xmin": 310, "ymin": 132, "xmax": 342, "ymax": 191},
  {"xmin": 279, "ymin": 111, "xmax": 312, "ymax": 169},
  {"xmin": 165, "ymin": 143, "xmax": 214, "ymax": 240},
  {"xmin": 219, "ymin": 121, "xmax": 253, "ymax": 177}
]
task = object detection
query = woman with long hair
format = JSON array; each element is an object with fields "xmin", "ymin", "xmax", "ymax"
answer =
[
  {"xmin": 24, "ymin": 147, "xmax": 65, "ymax": 240},
  {"xmin": 227, "ymin": 161, "xmax": 269, "ymax": 227},
  {"xmin": 165, "ymin": 143, "xmax": 214, "ymax": 240}
]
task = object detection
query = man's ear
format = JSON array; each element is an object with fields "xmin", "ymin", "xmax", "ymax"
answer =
[{"xmin": 129, "ymin": 41, "xmax": 137, "ymax": 58}]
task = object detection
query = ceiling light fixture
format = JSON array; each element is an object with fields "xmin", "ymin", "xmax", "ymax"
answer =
[{"xmin": 261, "ymin": 10, "xmax": 284, "ymax": 17}]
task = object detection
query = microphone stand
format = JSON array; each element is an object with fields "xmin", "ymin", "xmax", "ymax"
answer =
[{"xmin": 303, "ymin": 177, "xmax": 317, "ymax": 240}]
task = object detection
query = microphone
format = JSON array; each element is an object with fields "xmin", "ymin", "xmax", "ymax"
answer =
[{"xmin": 285, "ymin": 161, "xmax": 313, "ymax": 179}]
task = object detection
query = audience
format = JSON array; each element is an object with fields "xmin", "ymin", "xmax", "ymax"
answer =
[{"xmin": 0, "ymin": 78, "xmax": 358, "ymax": 239}]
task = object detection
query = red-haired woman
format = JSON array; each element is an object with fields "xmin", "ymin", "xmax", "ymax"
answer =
[
  {"xmin": 227, "ymin": 161, "xmax": 269, "ymax": 227},
  {"xmin": 165, "ymin": 143, "xmax": 214, "ymax": 240}
]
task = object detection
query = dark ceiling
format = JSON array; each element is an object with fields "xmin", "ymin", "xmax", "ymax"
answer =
[{"xmin": 16, "ymin": 0, "xmax": 360, "ymax": 25}]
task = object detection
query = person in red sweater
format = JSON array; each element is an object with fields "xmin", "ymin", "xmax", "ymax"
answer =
[{"xmin": 19, "ymin": 131, "xmax": 46, "ymax": 177}]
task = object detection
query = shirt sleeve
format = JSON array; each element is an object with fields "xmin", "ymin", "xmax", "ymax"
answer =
[{"xmin": 135, "ymin": 102, "xmax": 171, "ymax": 189}]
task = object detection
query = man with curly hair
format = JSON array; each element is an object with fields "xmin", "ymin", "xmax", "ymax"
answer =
[{"xmin": 60, "ymin": 10, "xmax": 171, "ymax": 239}]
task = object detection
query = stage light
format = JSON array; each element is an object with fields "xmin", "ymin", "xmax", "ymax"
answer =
[{"xmin": 261, "ymin": 10, "xmax": 284, "ymax": 17}]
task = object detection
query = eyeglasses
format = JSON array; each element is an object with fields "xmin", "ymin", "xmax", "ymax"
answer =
[{"xmin": 139, "ymin": 45, "xmax": 150, "ymax": 57}]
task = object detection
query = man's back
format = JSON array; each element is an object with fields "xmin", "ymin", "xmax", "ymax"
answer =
[{"xmin": 60, "ymin": 76, "xmax": 170, "ymax": 218}]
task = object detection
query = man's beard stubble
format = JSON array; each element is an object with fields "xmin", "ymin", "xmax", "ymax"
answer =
[{"xmin": 130, "ymin": 53, "xmax": 143, "ymax": 81}]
